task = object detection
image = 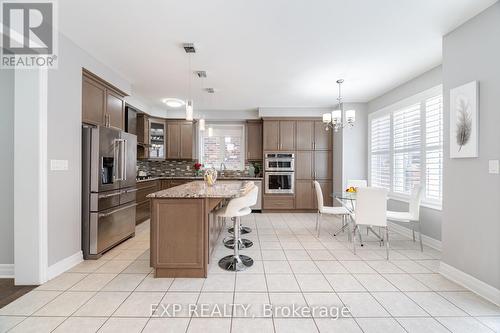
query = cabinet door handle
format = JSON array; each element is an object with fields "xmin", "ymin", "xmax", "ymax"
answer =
[{"xmin": 313, "ymin": 142, "xmax": 316, "ymax": 150}]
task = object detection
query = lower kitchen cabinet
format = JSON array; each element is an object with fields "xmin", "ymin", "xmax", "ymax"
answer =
[
  {"xmin": 136, "ymin": 180, "xmax": 159, "ymax": 224},
  {"xmin": 263, "ymin": 195, "xmax": 295, "ymax": 210},
  {"xmin": 295, "ymin": 180, "xmax": 315, "ymax": 209}
]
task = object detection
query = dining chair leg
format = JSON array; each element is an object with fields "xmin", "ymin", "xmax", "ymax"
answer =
[
  {"xmin": 357, "ymin": 226, "xmax": 363, "ymax": 247},
  {"xmin": 412, "ymin": 223, "xmax": 416, "ymax": 242},
  {"xmin": 385, "ymin": 226, "xmax": 390, "ymax": 260},
  {"xmin": 417, "ymin": 220, "xmax": 423, "ymax": 252},
  {"xmin": 315, "ymin": 211, "xmax": 319, "ymax": 231},
  {"xmin": 351, "ymin": 224, "xmax": 357, "ymax": 254},
  {"xmin": 316, "ymin": 212, "xmax": 322, "ymax": 238}
]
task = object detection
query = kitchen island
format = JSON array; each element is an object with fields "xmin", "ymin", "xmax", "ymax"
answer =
[{"xmin": 147, "ymin": 180, "xmax": 252, "ymax": 278}]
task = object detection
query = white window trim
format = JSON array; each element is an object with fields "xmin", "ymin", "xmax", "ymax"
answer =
[
  {"xmin": 198, "ymin": 122, "xmax": 246, "ymax": 171},
  {"xmin": 368, "ymin": 85, "xmax": 443, "ymax": 211}
]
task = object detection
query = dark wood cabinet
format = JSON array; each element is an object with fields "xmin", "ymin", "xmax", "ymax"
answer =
[
  {"xmin": 263, "ymin": 195, "xmax": 295, "ymax": 210},
  {"xmin": 279, "ymin": 121, "xmax": 296, "ymax": 150},
  {"xmin": 166, "ymin": 122, "xmax": 180, "ymax": 159},
  {"xmin": 314, "ymin": 121, "xmax": 332, "ymax": 150},
  {"xmin": 263, "ymin": 120, "xmax": 296, "ymax": 151},
  {"xmin": 263, "ymin": 120, "xmax": 280, "ymax": 151},
  {"xmin": 136, "ymin": 180, "xmax": 159, "ymax": 224},
  {"xmin": 137, "ymin": 114, "xmax": 150, "ymax": 145},
  {"xmin": 246, "ymin": 121, "xmax": 263, "ymax": 160},
  {"xmin": 296, "ymin": 121, "xmax": 314, "ymax": 150},
  {"xmin": 82, "ymin": 76, "xmax": 105, "ymax": 126},
  {"xmin": 106, "ymin": 90, "xmax": 124, "ymax": 130},
  {"xmin": 296, "ymin": 151, "xmax": 313, "ymax": 180},
  {"xmin": 167, "ymin": 121, "xmax": 193, "ymax": 160},
  {"xmin": 180, "ymin": 122, "xmax": 193, "ymax": 159},
  {"xmin": 314, "ymin": 151, "xmax": 333, "ymax": 180},
  {"xmin": 82, "ymin": 69, "xmax": 127, "ymax": 130},
  {"xmin": 295, "ymin": 180, "xmax": 315, "ymax": 209},
  {"xmin": 125, "ymin": 105, "xmax": 137, "ymax": 135}
]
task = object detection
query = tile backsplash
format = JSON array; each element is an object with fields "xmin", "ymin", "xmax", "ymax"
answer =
[{"xmin": 137, "ymin": 160, "xmax": 262, "ymax": 178}]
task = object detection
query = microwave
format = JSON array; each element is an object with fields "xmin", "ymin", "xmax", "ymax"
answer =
[{"xmin": 265, "ymin": 153, "xmax": 295, "ymax": 172}]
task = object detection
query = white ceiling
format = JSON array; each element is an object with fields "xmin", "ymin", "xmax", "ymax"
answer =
[{"xmin": 59, "ymin": 0, "xmax": 496, "ymax": 111}]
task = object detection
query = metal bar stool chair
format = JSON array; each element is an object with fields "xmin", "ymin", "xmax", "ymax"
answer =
[{"xmin": 218, "ymin": 185, "xmax": 259, "ymax": 271}]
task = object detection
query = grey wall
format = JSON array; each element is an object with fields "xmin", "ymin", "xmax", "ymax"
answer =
[
  {"xmin": 442, "ymin": 2, "xmax": 500, "ymax": 289},
  {"xmin": 367, "ymin": 66, "xmax": 443, "ymax": 242},
  {"xmin": 46, "ymin": 34, "xmax": 132, "ymax": 266},
  {"xmin": 333, "ymin": 102, "xmax": 369, "ymax": 202},
  {"xmin": 0, "ymin": 69, "xmax": 15, "ymax": 265}
]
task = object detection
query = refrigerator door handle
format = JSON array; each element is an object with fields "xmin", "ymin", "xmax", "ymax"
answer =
[
  {"xmin": 113, "ymin": 139, "xmax": 118, "ymax": 181},
  {"xmin": 122, "ymin": 139, "xmax": 127, "ymax": 181}
]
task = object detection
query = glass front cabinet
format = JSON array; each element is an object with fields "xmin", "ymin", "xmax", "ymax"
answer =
[{"xmin": 149, "ymin": 119, "xmax": 166, "ymax": 159}]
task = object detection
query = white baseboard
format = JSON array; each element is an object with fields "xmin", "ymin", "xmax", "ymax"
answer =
[
  {"xmin": 0, "ymin": 264, "xmax": 14, "ymax": 278},
  {"xmin": 388, "ymin": 221, "xmax": 442, "ymax": 251},
  {"xmin": 47, "ymin": 251, "xmax": 83, "ymax": 281},
  {"xmin": 440, "ymin": 262, "xmax": 500, "ymax": 307}
]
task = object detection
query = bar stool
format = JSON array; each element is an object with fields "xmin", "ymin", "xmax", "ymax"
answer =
[
  {"xmin": 218, "ymin": 185, "xmax": 259, "ymax": 271},
  {"xmin": 223, "ymin": 182, "xmax": 255, "ymax": 249}
]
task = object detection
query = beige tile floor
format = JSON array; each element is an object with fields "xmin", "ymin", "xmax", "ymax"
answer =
[{"xmin": 1, "ymin": 213, "xmax": 499, "ymax": 333}]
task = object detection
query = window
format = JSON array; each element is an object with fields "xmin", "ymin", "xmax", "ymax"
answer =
[
  {"xmin": 199, "ymin": 123, "xmax": 245, "ymax": 170},
  {"xmin": 370, "ymin": 115, "xmax": 391, "ymax": 189},
  {"xmin": 369, "ymin": 88, "xmax": 443, "ymax": 207}
]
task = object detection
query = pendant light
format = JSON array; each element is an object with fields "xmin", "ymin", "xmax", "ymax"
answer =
[
  {"xmin": 322, "ymin": 79, "xmax": 356, "ymax": 131},
  {"xmin": 185, "ymin": 49, "xmax": 194, "ymax": 121}
]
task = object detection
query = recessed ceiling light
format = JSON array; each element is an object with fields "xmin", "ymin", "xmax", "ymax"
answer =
[{"xmin": 163, "ymin": 98, "xmax": 185, "ymax": 108}]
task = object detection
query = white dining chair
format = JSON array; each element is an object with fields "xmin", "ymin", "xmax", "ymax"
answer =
[
  {"xmin": 346, "ymin": 179, "xmax": 368, "ymax": 189},
  {"xmin": 387, "ymin": 185, "xmax": 424, "ymax": 251},
  {"xmin": 350, "ymin": 187, "xmax": 390, "ymax": 259},
  {"xmin": 337, "ymin": 179, "xmax": 368, "ymax": 236},
  {"xmin": 313, "ymin": 181, "xmax": 349, "ymax": 238}
]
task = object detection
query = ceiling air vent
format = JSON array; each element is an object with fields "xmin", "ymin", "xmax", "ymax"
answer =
[
  {"xmin": 183, "ymin": 43, "xmax": 196, "ymax": 53},
  {"xmin": 205, "ymin": 88, "xmax": 215, "ymax": 93}
]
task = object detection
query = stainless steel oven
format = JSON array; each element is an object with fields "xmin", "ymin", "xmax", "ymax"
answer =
[
  {"xmin": 265, "ymin": 172, "xmax": 294, "ymax": 194},
  {"xmin": 265, "ymin": 153, "xmax": 294, "ymax": 171}
]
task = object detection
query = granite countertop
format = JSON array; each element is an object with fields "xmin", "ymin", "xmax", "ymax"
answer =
[
  {"xmin": 137, "ymin": 176, "xmax": 263, "ymax": 183},
  {"xmin": 147, "ymin": 180, "xmax": 252, "ymax": 199}
]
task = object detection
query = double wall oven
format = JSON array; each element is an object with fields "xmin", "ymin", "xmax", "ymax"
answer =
[
  {"xmin": 82, "ymin": 125, "xmax": 137, "ymax": 259},
  {"xmin": 265, "ymin": 153, "xmax": 295, "ymax": 194}
]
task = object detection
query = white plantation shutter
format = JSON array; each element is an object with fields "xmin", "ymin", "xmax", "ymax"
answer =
[
  {"xmin": 393, "ymin": 103, "xmax": 421, "ymax": 195},
  {"xmin": 425, "ymin": 95, "xmax": 443, "ymax": 202},
  {"xmin": 369, "ymin": 89, "xmax": 443, "ymax": 207},
  {"xmin": 370, "ymin": 115, "xmax": 391, "ymax": 190}
]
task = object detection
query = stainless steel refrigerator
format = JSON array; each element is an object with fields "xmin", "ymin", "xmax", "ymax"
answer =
[{"xmin": 82, "ymin": 125, "xmax": 137, "ymax": 259}]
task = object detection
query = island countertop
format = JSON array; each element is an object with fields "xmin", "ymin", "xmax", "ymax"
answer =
[{"xmin": 147, "ymin": 180, "xmax": 253, "ymax": 199}]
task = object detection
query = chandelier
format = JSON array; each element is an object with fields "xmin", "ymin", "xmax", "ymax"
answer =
[{"xmin": 322, "ymin": 79, "xmax": 356, "ymax": 131}]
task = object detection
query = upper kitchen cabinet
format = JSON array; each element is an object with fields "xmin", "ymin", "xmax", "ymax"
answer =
[
  {"xmin": 263, "ymin": 120, "xmax": 279, "ymax": 151},
  {"xmin": 149, "ymin": 118, "xmax": 166, "ymax": 159},
  {"xmin": 314, "ymin": 121, "xmax": 332, "ymax": 150},
  {"xmin": 246, "ymin": 121, "xmax": 263, "ymax": 160},
  {"xmin": 106, "ymin": 90, "xmax": 125, "ymax": 129},
  {"xmin": 136, "ymin": 113, "xmax": 150, "ymax": 145},
  {"xmin": 125, "ymin": 104, "xmax": 137, "ymax": 135},
  {"xmin": 82, "ymin": 76, "xmax": 105, "ymax": 126},
  {"xmin": 82, "ymin": 69, "xmax": 127, "ymax": 130},
  {"xmin": 167, "ymin": 120, "xmax": 194, "ymax": 160},
  {"xmin": 263, "ymin": 120, "xmax": 296, "ymax": 151},
  {"xmin": 279, "ymin": 121, "xmax": 296, "ymax": 150},
  {"xmin": 296, "ymin": 120, "xmax": 314, "ymax": 150}
]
